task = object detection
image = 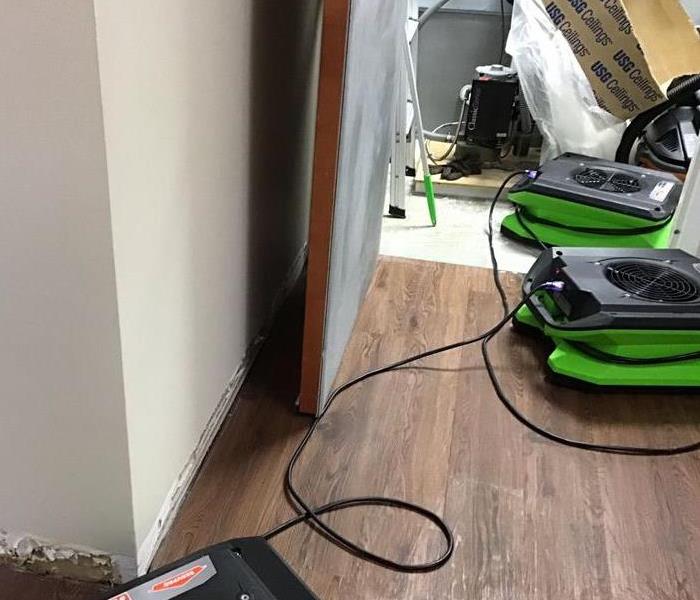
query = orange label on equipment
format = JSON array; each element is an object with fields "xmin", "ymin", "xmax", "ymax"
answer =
[{"xmin": 149, "ymin": 565, "xmax": 207, "ymax": 593}]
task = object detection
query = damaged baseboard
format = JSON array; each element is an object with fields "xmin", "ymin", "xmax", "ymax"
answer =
[
  {"xmin": 136, "ymin": 244, "xmax": 308, "ymax": 573},
  {"xmin": 0, "ymin": 245, "xmax": 308, "ymax": 585},
  {"xmin": 0, "ymin": 529, "xmax": 136, "ymax": 584}
]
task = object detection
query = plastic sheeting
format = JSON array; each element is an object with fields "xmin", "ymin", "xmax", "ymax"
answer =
[{"xmin": 506, "ymin": 0, "xmax": 626, "ymax": 161}]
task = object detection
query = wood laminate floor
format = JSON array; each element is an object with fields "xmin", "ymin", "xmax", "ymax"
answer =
[{"xmin": 155, "ymin": 256, "xmax": 700, "ymax": 599}]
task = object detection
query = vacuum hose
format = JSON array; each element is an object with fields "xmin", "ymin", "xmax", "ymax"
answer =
[
  {"xmin": 417, "ymin": 0, "xmax": 452, "ymax": 30},
  {"xmin": 615, "ymin": 73, "xmax": 700, "ymax": 164},
  {"xmin": 667, "ymin": 73, "xmax": 700, "ymax": 101}
]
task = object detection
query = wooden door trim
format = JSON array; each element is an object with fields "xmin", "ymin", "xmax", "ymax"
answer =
[{"xmin": 298, "ymin": 0, "xmax": 352, "ymax": 414}]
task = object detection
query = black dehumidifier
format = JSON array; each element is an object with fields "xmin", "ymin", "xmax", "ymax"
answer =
[
  {"xmin": 500, "ymin": 153, "xmax": 683, "ymax": 249},
  {"xmin": 616, "ymin": 73, "xmax": 700, "ymax": 178},
  {"xmin": 101, "ymin": 537, "xmax": 318, "ymax": 600},
  {"xmin": 634, "ymin": 104, "xmax": 699, "ymax": 176},
  {"xmin": 513, "ymin": 247, "xmax": 700, "ymax": 389}
]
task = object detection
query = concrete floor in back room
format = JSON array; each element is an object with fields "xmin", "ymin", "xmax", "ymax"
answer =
[{"xmin": 381, "ymin": 189, "xmax": 538, "ymax": 274}]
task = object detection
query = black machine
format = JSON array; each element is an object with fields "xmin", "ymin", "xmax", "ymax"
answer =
[
  {"xmin": 500, "ymin": 153, "xmax": 684, "ymax": 249},
  {"xmin": 427, "ymin": 64, "xmax": 539, "ymax": 180},
  {"xmin": 458, "ymin": 64, "xmax": 537, "ymax": 160},
  {"xmin": 102, "ymin": 538, "xmax": 318, "ymax": 600},
  {"xmin": 462, "ymin": 67, "xmax": 519, "ymax": 148},
  {"xmin": 616, "ymin": 74, "xmax": 700, "ymax": 177},
  {"xmin": 513, "ymin": 247, "xmax": 700, "ymax": 390},
  {"xmin": 633, "ymin": 104, "xmax": 699, "ymax": 175}
]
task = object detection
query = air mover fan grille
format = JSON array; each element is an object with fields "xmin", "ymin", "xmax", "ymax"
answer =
[
  {"xmin": 608, "ymin": 173, "xmax": 642, "ymax": 193},
  {"xmin": 605, "ymin": 261, "xmax": 700, "ymax": 303},
  {"xmin": 573, "ymin": 168, "xmax": 642, "ymax": 193},
  {"xmin": 574, "ymin": 168, "xmax": 607, "ymax": 187}
]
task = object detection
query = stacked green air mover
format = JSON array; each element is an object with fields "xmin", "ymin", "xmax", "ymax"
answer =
[
  {"xmin": 514, "ymin": 247, "xmax": 700, "ymax": 389},
  {"xmin": 501, "ymin": 153, "xmax": 683, "ymax": 249}
]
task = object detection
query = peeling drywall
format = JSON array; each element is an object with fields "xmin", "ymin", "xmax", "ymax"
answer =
[{"xmin": 0, "ymin": 530, "xmax": 136, "ymax": 584}]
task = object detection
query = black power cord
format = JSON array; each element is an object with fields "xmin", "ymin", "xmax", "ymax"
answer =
[
  {"xmin": 481, "ymin": 333, "xmax": 700, "ymax": 456},
  {"xmin": 487, "ymin": 170, "xmax": 540, "ymax": 314},
  {"xmin": 262, "ymin": 168, "xmax": 700, "ymax": 575},
  {"xmin": 485, "ymin": 177, "xmax": 700, "ymax": 456},
  {"xmin": 514, "ymin": 206, "xmax": 548, "ymax": 250},
  {"xmin": 569, "ymin": 341, "xmax": 700, "ymax": 366},
  {"xmin": 263, "ymin": 288, "xmax": 553, "ymax": 571}
]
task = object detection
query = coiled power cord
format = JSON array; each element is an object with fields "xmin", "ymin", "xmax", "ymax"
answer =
[{"xmin": 262, "ymin": 169, "xmax": 700, "ymax": 576}]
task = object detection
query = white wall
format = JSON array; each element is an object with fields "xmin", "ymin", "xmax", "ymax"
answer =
[
  {"xmin": 0, "ymin": 1, "xmax": 134, "ymax": 557},
  {"xmin": 0, "ymin": 0, "xmax": 319, "ymax": 579},
  {"xmin": 93, "ymin": 0, "xmax": 320, "ymax": 559}
]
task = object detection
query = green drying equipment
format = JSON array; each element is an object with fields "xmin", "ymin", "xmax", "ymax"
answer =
[
  {"xmin": 513, "ymin": 247, "xmax": 700, "ymax": 390},
  {"xmin": 500, "ymin": 153, "xmax": 683, "ymax": 249}
]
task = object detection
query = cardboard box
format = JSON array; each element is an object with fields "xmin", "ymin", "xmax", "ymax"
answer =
[{"xmin": 540, "ymin": 0, "xmax": 700, "ymax": 119}]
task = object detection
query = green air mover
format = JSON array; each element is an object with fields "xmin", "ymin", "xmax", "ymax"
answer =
[
  {"xmin": 513, "ymin": 247, "xmax": 700, "ymax": 390},
  {"xmin": 501, "ymin": 153, "xmax": 683, "ymax": 249}
]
